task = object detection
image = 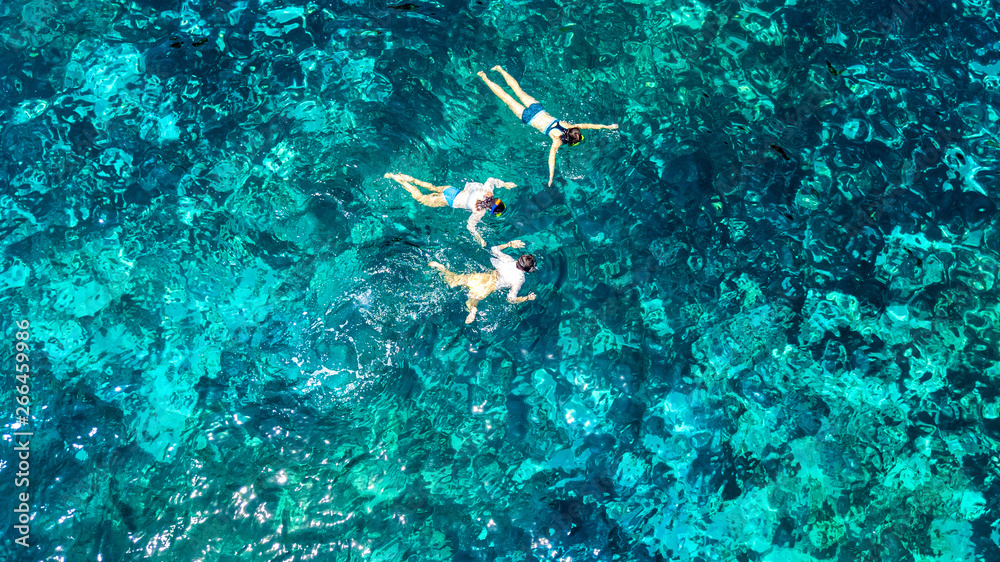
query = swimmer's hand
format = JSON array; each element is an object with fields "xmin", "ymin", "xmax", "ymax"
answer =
[
  {"xmin": 611, "ymin": 124, "xmax": 619, "ymax": 130},
  {"xmin": 508, "ymin": 240, "xmax": 526, "ymax": 249},
  {"xmin": 503, "ymin": 181, "xmax": 516, "ymax": 189},
  {"xmin": 475, "ymin": 234, "xmax": 487, "ymax": 247},
  {"xmin": 527, "ymin": 292, "xmax": 536, "ymax": 301}
]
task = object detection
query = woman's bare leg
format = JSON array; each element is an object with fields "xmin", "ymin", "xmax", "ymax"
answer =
[
  {"xmin": 477, "ymin": 71, "xmax": 526, "ymax": 117},
  {"xmin": 491, "ymin": 66, "xmax": 539, "ymax": 107},
  {"xmin": 407, "ymin": 187, "xmax": 448, "ymax": 207},
  {"xmin": 390, "ymin": 173, "xmax": 449, "ymax": 192},
  {"xmin": 387, "ymin": 174, "xmax": 448, "ymax": 207},
  {"xmin": 393, "ymin": 177, "xmax": 445, "ymax": 206}
]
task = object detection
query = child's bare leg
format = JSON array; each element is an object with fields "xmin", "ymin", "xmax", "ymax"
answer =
[
  {"xmin": 477, "ymin": 70, "xmax": 526, "ymax": 117},
  {"xmin": 491, "ymin": 66, "xmax": 538, "ymax": 107},
  {"xmin": 464, "ymin": 298, "xmax": 481, "ymax": 324}
]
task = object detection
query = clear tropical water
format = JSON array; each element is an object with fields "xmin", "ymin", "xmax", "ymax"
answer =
[{"xmin": 2, "ymin": 0, "xmax": 1000, "ymax": 560}]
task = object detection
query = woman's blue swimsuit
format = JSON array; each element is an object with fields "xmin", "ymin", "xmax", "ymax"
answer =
[
  {"xmin": 545, "ymin": 121, "xmax": 567, "ymax": 135},
  {"xmin": 443, "ymin": 187, "xmax": 460, "ymax": 207},
  {"xmin": 520, "ymin": 103, "xmax": 545, "ymax": 124},
  {"xmin": 523, "ymin": 103, "xmax": 568, "ymax": 135}
]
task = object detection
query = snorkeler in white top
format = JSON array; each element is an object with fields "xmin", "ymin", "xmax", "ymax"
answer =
[
  {"xmin": 385, "ymin": 173, "xmax": 516, "ymax": 247},
  {"xmin": 477, "ymin": 65, "xmax": 619, "ymax": 186},
  {"xmin": 429, "ymin": 240, "xmax": 537, "ymax": 324}
]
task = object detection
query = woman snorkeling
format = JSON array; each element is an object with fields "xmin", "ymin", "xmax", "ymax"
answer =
[
  {"xmin": 477, "ymin": 65, "xmax": 618, "ymax": 186},
  {"xmin": 385, "ymin": 172, "xmax": 515, "ymax": 247}
]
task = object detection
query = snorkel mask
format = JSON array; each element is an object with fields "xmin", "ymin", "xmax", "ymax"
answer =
[
  {"xmin": 568, "ymin": 134, "xmax": 584, "ymax": 147},
  {"xmin": 491, "ymin": 199, "xmax": 505, "ymax": 217}
]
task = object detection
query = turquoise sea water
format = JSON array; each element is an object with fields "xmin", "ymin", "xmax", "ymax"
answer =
[{"xmin": 2, "ymin": 0, "xmax": 1000, "ymax": 559}]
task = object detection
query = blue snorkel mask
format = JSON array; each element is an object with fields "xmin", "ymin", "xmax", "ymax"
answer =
[{"xmin": 491, "ymin": 198, "xmax": 505, "ymax": 217}]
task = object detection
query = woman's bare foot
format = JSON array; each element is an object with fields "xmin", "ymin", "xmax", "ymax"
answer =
[
  {"xmin": 491, "ymin": 65, "xmax": 503, "ymax": 72},
  {"xmin": 465, "ymin": 311, "xmax": 476, "ymax": 324},
  {"xmin": 477, "ymin": 70, "xmax": 487, "ymax": 79}
]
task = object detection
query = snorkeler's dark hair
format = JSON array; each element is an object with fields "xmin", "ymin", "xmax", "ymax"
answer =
[
  {"xmin": 560, "ymin": 127, "xmax": 583, "ymax": 145},
  {"xmin": 516, "ymin": 254, "xmax": 537, "ymax": 273},
  {"xmin": 476, "ymin": 197, "xmax": 497, "ymax": 212},
  {"xmin": 477, "ymin": 197, "xmax": 506, "ymax": 216}
]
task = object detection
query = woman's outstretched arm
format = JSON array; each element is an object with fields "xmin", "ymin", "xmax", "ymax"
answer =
[
  {"xmin": 484, "ymin": 178, "xmax": 517, "ymax": 191},
  {"xmin": 564, "ymin": 122, "xmax": 619, "ymax": 130},
  {"xmin": 467, "ymin": 212, "xmax": 487, "ymax": 247},
  {"xmin": 547, "ymin": 141, "xmax": 560, "ymax": 186}
]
